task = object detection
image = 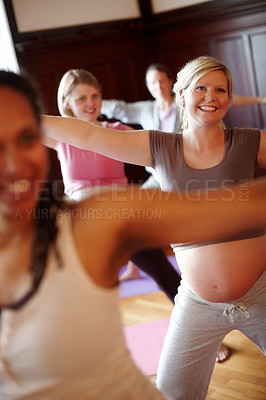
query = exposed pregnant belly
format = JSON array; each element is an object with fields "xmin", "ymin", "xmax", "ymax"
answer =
[{"xmin": 176, "ymin": 234, "xmax": 266, "ymax": 303}]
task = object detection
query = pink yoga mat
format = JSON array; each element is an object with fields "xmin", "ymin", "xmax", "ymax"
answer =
[{"xmin": 123, "ymin": 318, "xmax": 170, "ymax": 376}]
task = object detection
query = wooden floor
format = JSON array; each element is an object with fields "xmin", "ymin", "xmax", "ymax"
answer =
[{"xmin": 119, "ymin": 291, "xmax": 266, "ymax": 400}]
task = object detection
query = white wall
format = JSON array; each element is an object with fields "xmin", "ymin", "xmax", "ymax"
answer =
[
  {"xmin": 12, "ymin": 0, "xmax": 141, "ymax": 32},
  {"xmin": 0, "ymin": 0, "xmax": 19, "ymax": 72}
]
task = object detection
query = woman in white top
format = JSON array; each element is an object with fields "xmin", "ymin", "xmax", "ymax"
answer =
[{"xmin": 2, "ymin": 69, "xmax": 266, "ymax": 399}]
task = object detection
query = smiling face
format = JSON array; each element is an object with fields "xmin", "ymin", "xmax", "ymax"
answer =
[
  {"xmin": 66, "ymin": 83, "xmax": 102, "ymax": 123},
  {"xmin": 146, "ymin": 69, "xmax": 174, "ymax": 102},
  {"xmin": 0, "ymin": 87, "xmax": 47, "ymax": 226},
  {"xmin": 181, "ymin": 70, "xmax": 229, "ymax": 129}
]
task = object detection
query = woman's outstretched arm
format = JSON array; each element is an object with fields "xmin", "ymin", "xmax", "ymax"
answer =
[
  {"xmin": 232, "ymin": 94, "xmax": 266, "ymax": 107},
  {"xmin": 74, "ymin": 177, "xmax": 266, "ymax": 286},
  {"xmin": 41, "ymin": 115, "xmax": 152, "ymax": 167}
]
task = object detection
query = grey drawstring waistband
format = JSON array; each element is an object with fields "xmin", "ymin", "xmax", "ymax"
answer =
[{"xmin": 223, "ymin": 301, "xmax": 251, "ymax": 323}]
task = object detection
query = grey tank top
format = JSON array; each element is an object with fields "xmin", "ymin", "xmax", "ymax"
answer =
[{"xmin": 149, "ymin": 127, "xmax": 264, "ymax": 249}]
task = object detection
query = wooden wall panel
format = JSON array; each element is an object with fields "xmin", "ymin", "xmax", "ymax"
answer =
[
  {"xmin": 209, "ymin": 27, "xmax": 266, "ymax": 129},
  {"xmin": 210, "ymin": 35, "xmax": 259, "ymax": 128},
  {"xmin": 17, "ymin": 29, "xmax": 155, "ymax": 115},
  {"xmin": 251, "ymin": 32, "xmax": 266, "ymax": 129}
]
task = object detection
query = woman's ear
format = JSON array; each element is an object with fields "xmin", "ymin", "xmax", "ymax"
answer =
[
  {"xmin": 65, "ymin": 102, "xmax": 75, "ymax": 117},
  {"xmin": 179, "ymin": 90, "xmax": 185, "ymax": 107}
]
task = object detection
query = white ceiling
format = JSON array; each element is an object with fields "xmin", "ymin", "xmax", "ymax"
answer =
[
  {"xmin": 151, "ymin": 0, "xmax": 212, "ymax": 14},
  {"xmin": 12, "ymin": 0, "xmax": 213, "ymax": 33}
]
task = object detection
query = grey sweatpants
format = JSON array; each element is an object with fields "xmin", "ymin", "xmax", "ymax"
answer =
[{"xmin": 156, "ymin": 271, "xmax": 266, "ymax": 400}]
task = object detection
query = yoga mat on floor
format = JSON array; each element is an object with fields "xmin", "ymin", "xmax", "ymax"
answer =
[
  {"xmin": 168, "ymin": 255, "xmax": 181, "ymax": 275},
  {"xmin": 119, "ymin": 269, "xmax": 160, "ymax": 298},
  {"xmin": 123, "ymin": 318, "xmax": 170, "ymax": 376},
  {"xmin": 119, "ymin": 255, "xmax": 181, "ymax": 298}
]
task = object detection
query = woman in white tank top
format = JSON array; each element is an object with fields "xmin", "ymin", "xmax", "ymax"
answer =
[{"xmin": 1, "ymin": 69, "xmax": 266, "ymax": 400}]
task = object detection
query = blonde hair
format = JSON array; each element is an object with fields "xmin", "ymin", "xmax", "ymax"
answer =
[
  {"xmin": 173, "ymin": 56, "xmax": 233, "ymax": 130},
  {"xmin": 57, "ymin": 69, "xmax": 102, "ymax": 117}
]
